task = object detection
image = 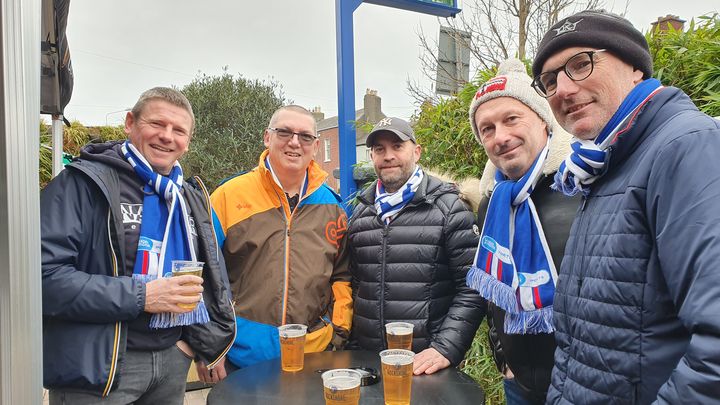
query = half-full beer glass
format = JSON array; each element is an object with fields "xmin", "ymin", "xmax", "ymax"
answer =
[
  {"xmin": 380, "ymin": 349, "xmax": 414, "ymax": 405},
  {"xmin": 385, "ymin": 322, "xmax": 413, "ymax": 350},
  {"xmin": 321, "ymin": 369, "xmax": 362, "ymax": 405},
  {"xmin": 278, "ymin": 324, "xmax": 307, "ymax": 372},
  {"xmin": 170, "ymin": 260, "xmax": 204, "ymax": 309}
]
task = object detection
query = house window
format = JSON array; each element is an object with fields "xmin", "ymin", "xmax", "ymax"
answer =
[{"xmin": 324, "ymin": 139, "xmax": 331, "ymax": 162}]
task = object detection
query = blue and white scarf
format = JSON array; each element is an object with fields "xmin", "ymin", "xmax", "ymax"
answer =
[
  {"xmin": 553, "ymin": 79, "xmax": 664, "ymax": 196},
  {"xmin": 122, "ymin": 141, "xmax": 209, "ymax": 328},
  {"xmin": 467, "ymin": 141, "xmax": 558, "ymax": 334},
  {"xmin": 374, "ymin": 166, "xmax": 424, "ymax": 224}
]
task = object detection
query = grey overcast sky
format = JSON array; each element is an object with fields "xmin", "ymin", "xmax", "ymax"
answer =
[{"xmin": 62, "ymin": 0, "xmax": 717, "ymax": 126}]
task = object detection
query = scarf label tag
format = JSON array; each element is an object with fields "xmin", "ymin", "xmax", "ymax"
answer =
[
  {"xmin": 518, "ymin": 270, "xmax": 550, "ymax": 287},
  {"xmin": 481, "ymin": 236, "xmax": 513, "ymax": 264},
  {"xmin": 137, "ymin": 236, "xmax": 162, "ymax": 254}
]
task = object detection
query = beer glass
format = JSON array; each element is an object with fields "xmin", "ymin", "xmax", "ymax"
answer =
[
  {"xmin": 321, "ymin": 369, "xmax": 362, "ymax": 405},
  {"xmin": 170, "ymin": 260, "xmax": 204, "ymax": 309},
  {"xmin": 278, "ymin": 324, "xmax": 307, "ymax": 372},
  {"xmin": 385, "ymin": 322, "xmax": 413, "ymax": 350},
  {"xmin": 380, "ymin": 349, "xmax": 414, "ymax": 405}
]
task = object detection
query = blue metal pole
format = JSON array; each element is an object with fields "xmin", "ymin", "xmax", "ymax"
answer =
[{"xmin": 335, "ymin": 0, "xmax": 362, "ymax": 204}]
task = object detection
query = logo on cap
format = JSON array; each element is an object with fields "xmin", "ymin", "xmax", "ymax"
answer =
[
  {"xmin": 475, "ymin": 77, "xmax": 507, "ymax": 99},
  {"xmin": 553, "ymin": 18, "xmax": 583, "ymax": 36},
  {"xmin": 376, "ymin": 117, "xmax": 393, "ymax": 127}
]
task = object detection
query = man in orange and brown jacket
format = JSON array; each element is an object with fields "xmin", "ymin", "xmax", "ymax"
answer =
[{"xmin": 210, "ymin": 105, "xmax": 352, "ymax": 372}]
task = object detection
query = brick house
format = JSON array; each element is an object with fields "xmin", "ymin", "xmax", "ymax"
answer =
[{"xmin": 314, "ymin": 89, "xmax": 385, "ymax": 191}]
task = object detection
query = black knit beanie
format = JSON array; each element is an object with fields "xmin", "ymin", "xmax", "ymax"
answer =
[{"xmin": 532, "ymin": 10, "xmax": 652, "ymax": 79}]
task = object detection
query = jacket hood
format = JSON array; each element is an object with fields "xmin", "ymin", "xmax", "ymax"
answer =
[
  {"xmin": 478, "ymin": 124, "xmax": 573, "ymax": 198},
  {"xmin": 78, "ymin": 140, "xmax": 135, "ymax": 175}
]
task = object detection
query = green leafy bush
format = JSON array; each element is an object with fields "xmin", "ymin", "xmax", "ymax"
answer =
[
  {"xmin": 461, "ymin": 323, "xmax": 505, "ymax": 405},
  {"xmin": 180, "ymin": 69, "xmax": 286, "ymax": 191},
  {"xmin": 413, "ymin": 67, "xmax": 499, "ymax": 180},
  {"xmin": 648, "ymin": 13, "xmax": 720, "ymax": 116},
  {"xmin": 39, "ymin": 120, "xmax": 125, "ymax": 188}
]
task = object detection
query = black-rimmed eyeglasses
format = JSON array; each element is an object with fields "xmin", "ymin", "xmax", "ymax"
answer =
[
  {"xmin": 531, "ymin": 49, "xmax": 607, "ymax": 98},
  {"xmin": 267, "ymin": 127, "xmax": 318, "ymax": 145}
]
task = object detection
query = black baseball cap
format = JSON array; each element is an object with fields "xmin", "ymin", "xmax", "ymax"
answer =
[{"xmin": 365, "ymin": 117, "xmax": 417, "ymax": 147}]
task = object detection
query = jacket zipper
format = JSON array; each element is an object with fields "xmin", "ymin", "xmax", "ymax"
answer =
[
  {"xmin": 193, "ymin": 176, "xmax": 220, "ymax": 261},
  {"xmin": 193, "ymin": 176, "xmax": 236, "ymax": 369},
  {"xmin": 379, "ymin": 222, "xmax": 389, "ymax": 347},
  {"xmin": 561, "ymin": 195, "xmax": 588, "ymax": 378},
  {"xmin": 281, "ymin": 218, "xmax": 291, "ymax": 325},
  {"xmin": 271, "ymin": 171, "xmax": 312, "ymax": 326},
  {"xmin": 278, "ymin": 186, "xmax": 297, "ymax": 326},
  {"xmin": 101, "ymin": 209, "xmax": 121, "ymax": 397}
]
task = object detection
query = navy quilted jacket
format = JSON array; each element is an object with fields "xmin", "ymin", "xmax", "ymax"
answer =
[{"xmin": 548, "ymin": 87, "xmax": 720, "ymax": 404}]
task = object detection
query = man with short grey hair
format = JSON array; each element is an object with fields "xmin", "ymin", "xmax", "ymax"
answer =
[
  {"xmin": 42, "ymin": 87, "xmax": 235, "ymax": 404},
  {"xmin": 211, "ymin": 105, "xmax": 352, "ymax": 371},
  {"xmin": 532, "ymin": 10, "xmax": 720, "ymax": 404}
]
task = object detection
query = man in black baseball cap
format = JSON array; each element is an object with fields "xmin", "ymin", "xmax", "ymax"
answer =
[
  {"xmin": 347, "ymin": 116, "xmax": 485, "ymax": 376},
  {"xmin": 532, "ymin": 9, "xmax": 720, "ymax": 405}
]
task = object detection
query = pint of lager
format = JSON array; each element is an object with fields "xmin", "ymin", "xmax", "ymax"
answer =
[
  {"xmin": 170, "ymin": 260, "xmax": 204, "ymax": 310},
  {"xmin": 380, "ymin": 349, "xmax": 414, "ymax": 405},
  {"xmin": 321, "ymin": 369, "xmax": 362, "ymax": 405},
  {"xmin": 385, "ymin": 322, "xmax": 413, "ymax": 351},
  {"xmin": 278, "ymin": 324, "xmax": 307, "ymax": 372}
]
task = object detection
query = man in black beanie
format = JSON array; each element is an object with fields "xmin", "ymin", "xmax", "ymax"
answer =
[{"xmin": 531, "ymin": 9, "xmax": 720, "ymax": 404}]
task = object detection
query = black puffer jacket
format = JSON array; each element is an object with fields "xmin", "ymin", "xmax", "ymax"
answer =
[
  {"xmin": 347, "ymin": 173, "xmax": 485, "ymax": 365},
  {"xmin": 478, "ymin": 174, "xmax": 580, "ymax": 403}
]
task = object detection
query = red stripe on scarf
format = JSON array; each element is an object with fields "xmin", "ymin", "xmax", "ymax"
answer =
[
  {"xmin": 485, "ymin": 252, "xmax": 493, "ymax": 274},
  {"xmin": 142, "ymin": 251, "xmax": 149, "ymax": 275},
  {"xmin": 533, "ymin": 287, "xmax": 542, "ymax": 309}
]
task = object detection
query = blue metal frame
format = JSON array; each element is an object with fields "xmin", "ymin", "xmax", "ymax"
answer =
[
  {"xmin": 364, "ymin": 0, "xmax": 460, "ymax": 18},
  {"xmin": 335, "ymin": 0, "xmax": 461, "ymax": 203},
  {"xmin": 335, "ymin": 0, "xmax": 363, "ymax": 204}
]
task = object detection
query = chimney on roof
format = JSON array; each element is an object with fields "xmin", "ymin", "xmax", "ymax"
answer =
[
  {"xmin": 364, "ymin": 89, "xmax": 382, "ymax": 124},
  {"xmin": 311, "ymin": 106, "xmax": 324, "ymax": 122},
  {"xmin": 651, "ymin": 15, "xmax": 686, "ymax": 33}
]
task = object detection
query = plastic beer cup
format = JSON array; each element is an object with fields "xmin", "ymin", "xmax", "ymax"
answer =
[
  {"xmin": 385, "ymin": 322, "xmax": 413, "ymax": 350},
  {"xmin": 278, "ymin": 324, "xmax": 307, "ymax": 372},
  {"xmin": 380, "ymin": 349, "xmax": 414, "ymax": 405},
  {"xmin": 321, "ymin": 369, "xmax": 362, "ymax": 405},
  {"xmin": 170, "ymin": 260, "xmax": 204, "ymax": 310}
]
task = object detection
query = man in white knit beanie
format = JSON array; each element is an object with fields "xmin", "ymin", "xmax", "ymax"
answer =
[{"xmin": 467, "ymin": 59, "xmax": 580, "ymax": 405}]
